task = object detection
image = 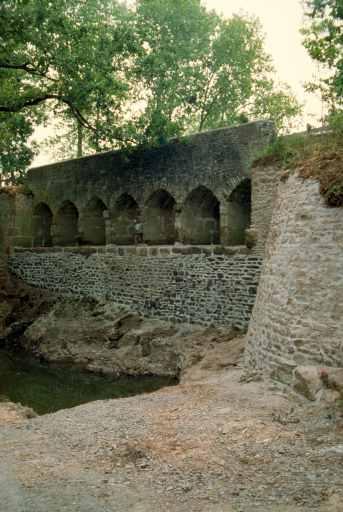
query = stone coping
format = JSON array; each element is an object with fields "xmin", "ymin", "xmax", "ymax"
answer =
[{"xmin": 12, "ymin": 244, "xmax": 252, "ymax": 257}]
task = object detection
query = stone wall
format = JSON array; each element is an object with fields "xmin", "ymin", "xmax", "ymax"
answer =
[
  {"xmin": 0, "ymin": 188, "xmax": 33, "ymax": 249},
  {"xmin": 0, "ymin": 191, "xmax": 14, "ymax": 252},
  {"xmin": 1, "ymin": 122, "xmax": 279, "ymax": 332},
  {"xmin": 245, "ymin": 173, "xmax": 343, "ymax": 381},
  {"xmin": 250, "ymin": 162, "xmax": 282, "ymax": 256},
  {"xmin": 0, "ymin": 241, "xmax": 7, "ymax": 290},
  {"xmin": 25, "ymin": 121, "xmax": 274, "ymax": 248},
  {"xmin": 9, "ymin": 247, "xmax": 262, "ymax": 328}
]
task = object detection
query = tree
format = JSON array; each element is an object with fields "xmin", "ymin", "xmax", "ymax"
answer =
[
  {"xmin": 1, "ymin": 0, "xmax": 301, "ymax": 179},
  {"xmin": 0, "ymin": 0, "xmax": 134, "ymax": 180},
  {"xmin": 131, "ymin": 0, "xmax": 300, "ymax": 144},
  {"xmin": 0, "ymin": 112, "xmax": 37, "ymax": 184},
  {"xmin": 302, "ymin": 0, "xmax": 343, "ymax": 110}
]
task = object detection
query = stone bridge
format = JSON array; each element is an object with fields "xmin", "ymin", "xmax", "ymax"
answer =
[
  {"xmin": 2, "ymin": 121, "xmax": 278, "ymax": 328},
  {"xmin": 25, "ymin": 121, "xmax": 274, "ymax": 249}
]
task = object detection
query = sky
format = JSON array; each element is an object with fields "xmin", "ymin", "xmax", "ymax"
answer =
[
  {"xmin": 203, "ymin": 0, "xmax": 323, "ymax": 123},
  {"xmin": 33, "ymin": 0, "xmax": 322, "ymax": 167}
]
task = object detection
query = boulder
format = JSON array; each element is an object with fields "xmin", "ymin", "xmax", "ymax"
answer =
[
  {"xmin": 326, "ymin": 368, "xmax": 343, "ymax": 399},
  {"xmin": 22, "ymin": 298, "xmax": 242, "ymax": 379},
  {"xmin": 293, "ymin": 365, "xmax": 343, "ymax": 403},
  {"xmin": 293, "ymin": 366, "xmax": 322, "ymax": 401},
  {"xmin": 0, "ymin": 400, "xmax": 36, "ymax": 425}
]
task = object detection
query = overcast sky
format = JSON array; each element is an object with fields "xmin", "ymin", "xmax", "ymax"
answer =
[
  {"xmin": 33, "ymin": 0, "xmax": 322, "ymax": 166},
  {"xmin": 204, "ymin": 0, "xmax": 323, "ymax": 123}
]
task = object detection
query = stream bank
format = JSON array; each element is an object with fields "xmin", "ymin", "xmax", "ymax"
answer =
[
  {"xmin": 1, "ymin": 366, "xmax": 343, "ymax": 512},
  {"xmin": 0, "ymin": 348, "xmax": 176, "ymax": 415},
  {"xmin": 1, "ymin": 271, "xmax": 243, "ymax": 380},
  {"xmin": 1, "ymin": 276, "xmax": 343, "ymax": 511},
  {"xmin": 0, "ymin": 274, "xmax": 243, "ymax": 416}
]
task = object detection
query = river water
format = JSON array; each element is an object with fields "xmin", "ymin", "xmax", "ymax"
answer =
[{"xmin": 0, "ymin": 349, "xmax": 176, "ymax": 415}]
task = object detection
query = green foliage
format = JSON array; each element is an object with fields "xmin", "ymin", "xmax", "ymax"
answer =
[
  {"xmin": 45, "ymin": 0, "xmax": 301, "ymax": 153},
  {"xmin": 0, "ymin": 111, "xmax": 40, "ymax": 184},
  {"xmin": 325, "ymin": 181, "xmax": 343, "ymax": 206},
  {"xmin": 302, "ymin": 0, "xmax": 343, "ymax": 110},
  {"xmin": 251, "ymin": 83, "xmax": 301, "ymax": 133},
  {"xmin": 255, "ymin": 126, "xmax": 343, "ymax": 208},
  {"xmin": 1, "ymin": 0, "xmax": 301, "ymax": 179},
  {"xmin": 132, "ymin": 2, "xmax": 301, "ymax": 143},
  {"xmin": 255, "ymin": 128, "xmax": 342, "ymax": 171},
  {"xmin": 328, "ymin": 110, "xmax": 343, "ymax": 134},
  {"xmin": 0, "ymin": 0, "xmax": 134, "ymax": 178},
  {"xmin": 254, "ymin": 134, "xmax": 307, "ymax": 168}
]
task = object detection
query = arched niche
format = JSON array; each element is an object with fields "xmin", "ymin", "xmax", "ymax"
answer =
[
  {"xmin": 180, "ymin": 186, "xmax": 220, "ymax": 244},
  {"xmin": 226, "ymin": 179, "xmax": 251, "ymax": 245},
  {"xmin": 80, "ymin": 197, "xmax": 107, "ymax": 245},
  {"xmin": 53, "ymin": 201, "xmax": 79, "ymax": 246},
  {"xmin": 33, "ymin": 202, "xmax": 53, "ymax": 247},
  {"xmin": 111, "ymin": 193, "xmax": 140, "ymax": 244},
  {"xmin": 144, "ymin": 189, "xmax": 176, "ymax": 244}
]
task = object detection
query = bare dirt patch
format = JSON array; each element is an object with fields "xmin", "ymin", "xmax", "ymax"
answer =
[{"xmin": 1, "ymin": 361, "xmax": 343, "ymax": 512}]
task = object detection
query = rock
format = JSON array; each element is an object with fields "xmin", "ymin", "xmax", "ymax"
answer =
[
  {"xmin": 319, "ymin": 388, "xmax": 341, "ymax": 404},
  {"xmin": 245, "ymin": 228, "xmax": 258, "ymax": 249},
  {"xmin": 319, "ymin": 445, "xmax": 343, "ymax": 456},
  {"xmin": 293, "ymin": 365, "xmax": 343, "ymax": 403},
  {"xmin": 326, "ymin": 368, "xmax": 343, "ymax": 399},
  {"xmin": 21, "ymin": 297, "xmax": 241, "ymax": 379},
  {"xmin": 0, "ymin": 301, "xmax": 13, "ymax": 337},
  {"xmin": 0, "ymin": 273, "xmax": 55, "ymax": 347},
  {"xmin": 293, "ymin": 366, "xmax": 322, "ymax": 401},
  {"xmin": 0, "ymin": 400, "xmax": 37, "ymax": 425},
  {"xmin": 180, "ymin": 330, "xmax": 243, "ymax": 383}
]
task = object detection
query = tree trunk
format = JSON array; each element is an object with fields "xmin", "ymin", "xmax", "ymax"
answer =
[{"xmin": 77, "ymin": 120, "xmax": 83, "ymax": 158}]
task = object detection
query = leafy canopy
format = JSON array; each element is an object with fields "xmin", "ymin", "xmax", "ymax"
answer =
[
  {"xmin": 302, "ymin": 0, "xmax": 343, "ymax": 109},
  {"xmin": 131, "ymin": 0, "xmax": 300, "ymax": 145},
  {"xmin": 0, "ymin": 0, "xmax": 133, "ymax": 180},
  {"xmin": 1, "ymin": 0, "xmax": 301, "ymax": 179}
]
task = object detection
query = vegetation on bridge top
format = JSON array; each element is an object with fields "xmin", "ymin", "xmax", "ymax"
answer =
[{"xmin": 253, "ymin": 120, "xmax": 343, "ymax": 207}]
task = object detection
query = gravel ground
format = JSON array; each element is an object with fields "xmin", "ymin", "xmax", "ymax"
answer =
[{"xmin": 1, "ymin": 367, "xmax": 343, "ymax": 512}]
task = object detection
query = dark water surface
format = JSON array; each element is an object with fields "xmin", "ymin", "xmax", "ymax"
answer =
[{"xmin": 0, "ymin": 349, "xmax": 176, "ymax": 415}]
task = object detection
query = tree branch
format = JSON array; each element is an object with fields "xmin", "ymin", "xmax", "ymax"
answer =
[
  {"xmin": 0, "ymin": 61, "xmax": 32, "ymax": 71},
  {"xmin": 198, "ymin": 69, "xmax": 217, "ymax": 131},
  {"xmin": 0, "ymin": 94, "xmax": 97, "ymax": 132},
  {"xmin": 0, "ymin": 94, "xmax": 62, "ymax": 112},
  {"xmin": 0, "ymin": 61, "xmax": 57, "ymax": 81},
  {"xmin": 0, "ymin": 94, "xmax": 138, "ymax": 146}
]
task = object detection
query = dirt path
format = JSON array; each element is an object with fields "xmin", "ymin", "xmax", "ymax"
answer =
[{"xmin": 1, "ymin": 368, "xmax": 343, "ymax": 511}]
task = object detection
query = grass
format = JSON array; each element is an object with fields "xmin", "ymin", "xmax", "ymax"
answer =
[{"xmin": 253, "ymin": 131, "xmax": 343, "ymax": 207}]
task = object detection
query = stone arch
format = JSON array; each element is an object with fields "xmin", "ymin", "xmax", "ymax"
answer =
[
  {"xmin": 80, "ymin": 197, "xmax": 107, "ymax": 245},
  {"xmin": 53, "ymin": 200, "xmax": 79, "ymax": 246},
  {"xmin": 33, "ymin": 202, "xmax": 53, "ymax": 247},
  {"xmin": 180, "ymin": 186, "xmax": 220, "ymax": 244},
  {"xmin": 111, "ymin": 193, "xmax": 140, "ymax": 244},
  {"xmin": 144, "ymin": 189, "xmax": 176, "ymax": 244},
  {"xmin": 226, "ymin": 178, "xmax": 251, "ymax": 245}
]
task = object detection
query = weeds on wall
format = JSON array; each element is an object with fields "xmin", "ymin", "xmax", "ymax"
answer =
[
  {"xmin": 298, "ymin": 151, "xmax": 343, "ymax": 208},
  {"xmin": 253, "ymin": 123, "xmax": 343, "ymax": 208}
]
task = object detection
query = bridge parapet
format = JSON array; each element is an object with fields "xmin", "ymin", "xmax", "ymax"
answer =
[{"xmin": 21, "ymin": 121, "xmax": 275, "ymax": 251}]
